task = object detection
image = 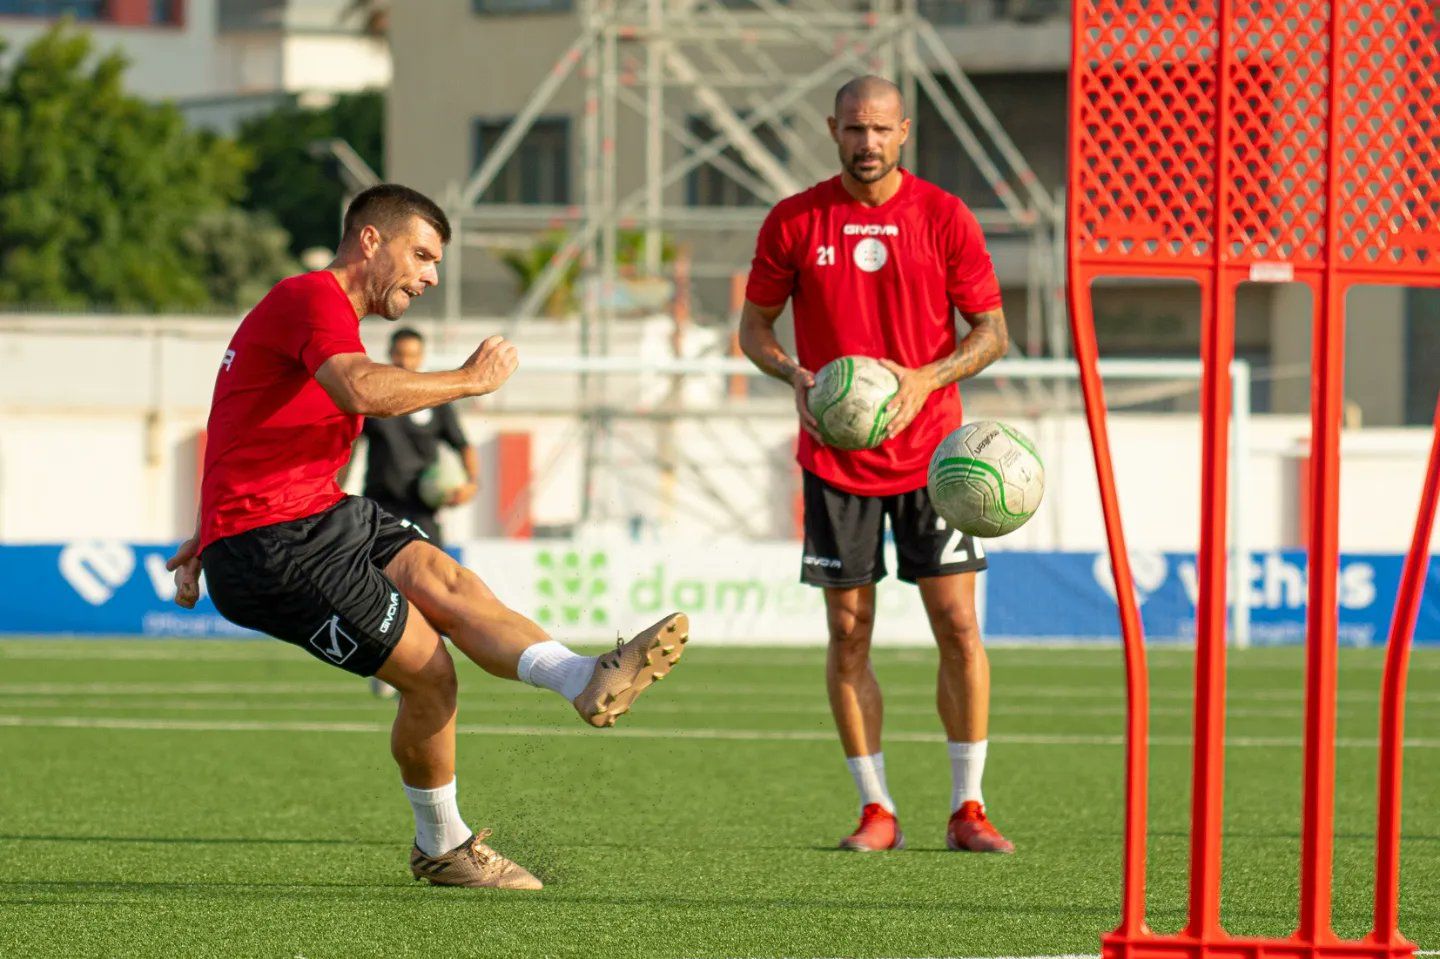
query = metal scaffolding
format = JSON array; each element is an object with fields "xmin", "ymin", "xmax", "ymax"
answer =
[{"xmin": 438, "ymin": 0, "xmax": 1065, "ymax": 530}]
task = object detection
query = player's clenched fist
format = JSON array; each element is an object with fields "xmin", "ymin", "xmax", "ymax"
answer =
[
  {"xmin": 166, "ymin": 536, "xmax": 203, "ymax": 610},
  {"xmin": 464, "ymin": 335, "xmax": 519, "ymax": 395}
]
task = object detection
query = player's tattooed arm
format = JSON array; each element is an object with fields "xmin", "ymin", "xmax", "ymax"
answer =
[
  {"xmin": 738, "ymin": 299, "xmax": 821, "ymax": 440},
  {"xmin": 928, "ymin": 308, "xmax": 1010, "ymax": 386},
  {"xmin": 879, "ymin": 308, "xmax": 1010, "ymax": 439}
]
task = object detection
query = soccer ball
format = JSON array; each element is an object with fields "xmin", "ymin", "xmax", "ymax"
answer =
[
  {"xmin": 927, "ymin": 420, "xmax": 1045, "ymax": 537},
  {"xmin": 806, "ymin": 355, "xmax": 900, "ymax": 450},
  {"xmin": 417, "ymin": 453, "xmax": 469, "ymax": 509}
]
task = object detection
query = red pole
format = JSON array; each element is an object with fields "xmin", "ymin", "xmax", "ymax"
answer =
[
  {"xmin": 1370, "ymin": 391, "xmax": 1440, "ymax": 944},
  {"xmin": 1297, "ymin": 279, "xmax": 1345, "ymax": 945},
  {"xmin": 1297, "ymin": 0, "xmax": 1349, "ymax": 937},
  {"xmin": 1068, "ymin": 273, "xmax": 1151, "ymax": 939},
  {"xmin": 1184, "ymin": 274, "xmax": 1236, "ymax": 941},
  {"xmin": 1184, "ymin": 0, "xmax": 1238, "ymax": 934}
]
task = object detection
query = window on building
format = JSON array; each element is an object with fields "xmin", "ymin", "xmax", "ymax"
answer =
[
  {"xmin": 472, "ymin": 117, "xmax": 572, "ymax": 204},
  {"xmin": 686, "ymin": 115, "xmax": 789, "ymax": 208},
  {"xmin": 472, "ymin": 0, "xmax": 572, "ymax": 13},
  {"xmin": 0, "ymin": 0, "xmax": 106, "ymax": 18},
  {"xmin": 150, "ymin": 0, "xmax": 178, "ymax": 23}
]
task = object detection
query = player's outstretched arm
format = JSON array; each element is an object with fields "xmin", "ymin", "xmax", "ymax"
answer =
[
  {"xmin": 316, "ymin": 335, "xmax": 519, "ymax": 418},
  {"xmin": 880, "ymin": 307, "xmax": 1010, "ymax": 438},
  {"xmin": 738, "ymin": 299, "xmax": 821, "ymax": 441}
]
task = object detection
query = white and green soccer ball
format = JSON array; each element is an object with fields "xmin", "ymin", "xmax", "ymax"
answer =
[
  {"xmin": 806, "ymin": 355, "xmax": 900, "ymax": 450},
  {"xmin": 927, "ymin": 420, "xmax": 1045, "ymax": 538},
  {"xmin": 417, "ymin": 452, "xmax": 469, "ymax": 509}
]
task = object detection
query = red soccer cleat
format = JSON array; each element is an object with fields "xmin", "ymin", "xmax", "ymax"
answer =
[
  {"xmin": 946, "ymin": 801, "xmax": 1015, "ymax": 853},
  {"xmin": 839, "ymin": 803, "xmax": 905, "ymax": 851}
]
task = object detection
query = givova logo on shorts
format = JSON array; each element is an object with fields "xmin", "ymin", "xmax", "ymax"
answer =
[{"xmin": 309, "ymin": 615, "xmax": 359, "ymax": 664}]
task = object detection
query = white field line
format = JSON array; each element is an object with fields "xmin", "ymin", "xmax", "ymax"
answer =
[
  {"xmin": 4, "ymin": 694, "xmax": 1435, "ymax": 722},
  {"xmin": 1, "ymin": 714, "xmax": 1437, "ymax": 749},
  {"xmin": 0, "ymin": 680, "xmax": 1432, "ymax": 705},
  {"xmin": 3, "ymin": 642, "xmax": 1435, "ymax": 668}
]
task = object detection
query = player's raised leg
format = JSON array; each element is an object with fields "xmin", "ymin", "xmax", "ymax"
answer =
[
  {"xmin": 374, "ymin": 607, "xmax": 542, "ymax": 889},
  {"xmin": 918, "ymin": 573, "xmax": 1013, "ymax": 853},
  {"xmin": 826, "ymin": 585, "xmax": 902, "ymax": 851},
  {"xmin": 383, "ymin": 540, "xmax": 687, "ymax": 727}
]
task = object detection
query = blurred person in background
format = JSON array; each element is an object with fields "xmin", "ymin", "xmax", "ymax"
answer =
[
  {"xmin": 358, "ymin": 327, "xmax": 479, "ymax": 547},
  {"xmin": 349, "ymin": 327, "xmax": 479, "ymax": 701}
]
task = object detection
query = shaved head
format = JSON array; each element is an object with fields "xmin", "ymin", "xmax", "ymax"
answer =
[
  {"xmin": 828, "ymin": 75, "xmax": 910, "ymax": 188},
  {"xmin": 833, "ymin": 75, "xmax": 906, "ymax": 117}
]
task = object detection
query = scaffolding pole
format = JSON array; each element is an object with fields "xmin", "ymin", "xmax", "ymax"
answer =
[{"xmin": 444, "ymin": 0, "xmax": 1062, "ymax": 528}]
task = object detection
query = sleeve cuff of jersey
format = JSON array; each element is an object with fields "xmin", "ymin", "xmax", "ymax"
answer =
[
  {"xmin": 743, "ymin": 283, "xmax": 789, "ymax": 309},
  {"xmin": 955, "ymin": 295, "xmax": 1004, "ymax": 315},
  {"xmin": 302, "ymin": 340, "xmax": 366, "ymax": 376}
]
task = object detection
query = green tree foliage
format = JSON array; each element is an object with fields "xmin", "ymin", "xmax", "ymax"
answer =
[
  {"xmin": 181, "ymin": 209, "xmax": 299, "ymax": 310},
  {"xmin": 0, "ymin": 24, "xmax": 258, "ymax": 311},
  {"xmin": 237, "ymin": 91, "xmax": 384, "ymax": 257}
]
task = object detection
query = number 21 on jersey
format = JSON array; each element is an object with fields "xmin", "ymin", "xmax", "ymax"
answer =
[{"xmin": 816, "ymin": 245, "xmax": 835, "ymax": 266}]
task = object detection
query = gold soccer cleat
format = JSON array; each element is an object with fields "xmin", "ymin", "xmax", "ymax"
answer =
[
  {"xmin": 409, "ymin": 830, "xmax": 543, "ymax": 890},
  {"xmin": 572, "ymin": 612, "xmax": 689, "ymax": 728}
]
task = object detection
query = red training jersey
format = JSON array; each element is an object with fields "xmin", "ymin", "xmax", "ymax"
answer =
[
  {"xmin": 199, "ymin": 271, "xmax": 365, "ymax": 551},
  {"xmin": 745, "ymin": 171, "xmax": 1002, "ymax": 496}
]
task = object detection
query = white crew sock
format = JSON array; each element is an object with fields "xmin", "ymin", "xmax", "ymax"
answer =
[
  {"xmin": 845, "ymin": 753, "xmax": 896, "ymax": 814},
  {"xmin": 949, "ymin": 739, "xmax": 988, "ymax": 811},
  {"xmin": 403, "ymin": 778, "xmax": 472, "ymax": 857},
  {"xmin": 516, "ymin": 640, "xmax": 597, "ymax": 702}
]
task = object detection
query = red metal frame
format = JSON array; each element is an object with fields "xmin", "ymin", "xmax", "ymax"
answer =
[{"xmin": 1066, "ymin": 2, "xmax": 1440, "ymax": 958}]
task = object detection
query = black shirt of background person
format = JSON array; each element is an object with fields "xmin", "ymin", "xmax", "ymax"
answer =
[{"xmin": 362, "ymin": 405, "xmax": 469, "ymax": 546}]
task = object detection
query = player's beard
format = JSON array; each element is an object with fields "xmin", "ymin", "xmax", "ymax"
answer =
[
  {"xmin": 380, "ymin": 284, "xmax": 411, "ymax": 320},
  {"xmin": 844, "ymin": 151, "xmax": 897, "ymax": 184}
]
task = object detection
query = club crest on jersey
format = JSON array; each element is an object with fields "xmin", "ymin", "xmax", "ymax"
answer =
[{"xmin": 852, "ymin": 237, "xmax": 888, "ymax": 272}]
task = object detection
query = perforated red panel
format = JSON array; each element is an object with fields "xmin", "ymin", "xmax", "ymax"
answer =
[
  {"xmin": 1334, "ymin": 0, "xmax": 1440, "ymax": 273},
  {"xmin": 1073, "ymin": 0, "xmax": 1440, "ymax": 279},
  {"xmin": 1223, "ymin": 2, "xmax": 1332, "ymax": 266},
  {"xmin": 1072, "ymin": 2, "xmax": 1220, "ymax": 264}
]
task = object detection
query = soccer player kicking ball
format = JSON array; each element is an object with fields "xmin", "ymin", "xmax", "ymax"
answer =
[
  {"xmin": 739, "ymin": 77, "xmax": 1012, "ymax": 854},
  {"xmin": 166, "ymin": 184, "xmax": 688, "ymax": 890}
]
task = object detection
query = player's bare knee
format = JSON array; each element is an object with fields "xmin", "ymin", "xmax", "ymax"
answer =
[
  {"xmin": 418, "ymin": 646, "xmax": 459, "ymax": 706},
  {"xmin": 827, "ymin": 612, "xmax": 875, "ymax": 677},
  {"xmin": 827, "ymin": 604, "xmax": 874, "ymax": 644},
  {"xmin": 390, "ymin": 641, "xmax": 458, "ymax": 707},
  {"xmin": 935, "ymin": 616, "xmax": 984, "ymax": 661}
]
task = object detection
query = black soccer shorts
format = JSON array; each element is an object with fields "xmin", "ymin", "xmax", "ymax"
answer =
[
  {"xmin": 201, "ymin": 496, "xmax": 431, "ymax": 676},
  {"xmin": 800, "ymin": 469, "xmax": 988, "ymax": 588}
]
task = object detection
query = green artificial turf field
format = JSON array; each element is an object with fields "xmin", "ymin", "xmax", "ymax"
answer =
[{"xmin": 0, "ymin": 639, "xmax": 1435, "ymax": 959}]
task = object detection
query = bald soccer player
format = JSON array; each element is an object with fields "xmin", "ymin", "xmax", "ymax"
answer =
[{"xmin": 739, "ymin": 77, "xmax": 1014, "ymax": 853}]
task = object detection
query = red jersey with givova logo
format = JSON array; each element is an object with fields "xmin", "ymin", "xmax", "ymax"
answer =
[
  {"xmin": 200, "ymin": 271, "xmax": 365, "ymax": 551},
  {"xmin": 745, "ymin": 171, "xmax": 1003, "ymax": 496}
]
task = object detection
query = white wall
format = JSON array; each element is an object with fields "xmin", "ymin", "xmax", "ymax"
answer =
[{"xmin": 1, "ymin": 316, "xmax": 1437, "ymax": 551}]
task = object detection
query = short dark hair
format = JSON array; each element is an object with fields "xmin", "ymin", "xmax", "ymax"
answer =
[
  {"xmin": 342, "ymin": 184, "xmax": 452, "ymax": 246},
  {"xmin": 389, "ymin": 327, "xmax": 424, "ymax": 349}
]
